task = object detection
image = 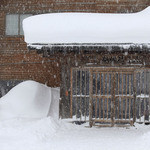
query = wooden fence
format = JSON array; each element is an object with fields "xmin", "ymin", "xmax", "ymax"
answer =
[{"xmin": 70, "ymin": 67, "xmax": 150, "ymax": 126}]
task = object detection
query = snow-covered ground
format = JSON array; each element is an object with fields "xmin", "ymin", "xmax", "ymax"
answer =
[
  {"xmin": 0, "ymin": 117, "xmax": 150, "ymax": 150},
  {"xmin": 0, "ymin": 81, "xmax": 150, "ymax": 150}
]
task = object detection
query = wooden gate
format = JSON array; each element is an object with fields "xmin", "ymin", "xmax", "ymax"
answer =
[
  {"xmin": 89, "ymin": 68, "xmax": 135, "ymax": 127},
  {"xmin": 70, "ymin": 67, "xmax": 150, "ymax": 126}
]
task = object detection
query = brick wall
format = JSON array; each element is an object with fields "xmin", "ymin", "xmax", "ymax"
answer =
[
  {"xmin": 0, "ymin": 0, "xmax": 149, "ymax": 91},
  {"xmin": 0, "ymin": 51, "xmax": 60, "ymax": 86}
]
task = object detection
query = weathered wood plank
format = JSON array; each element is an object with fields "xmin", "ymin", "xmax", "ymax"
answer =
[
  {"xmin": 89, "ymin": 69, "xmax": 93, "ymax": 127},
  {"xmin": 133, "ymin": 72, "xmax": 136, "ymax": 123},
  {"xmin": 70, "ymin": 68, "xmax": 73, "ymax": 118}
]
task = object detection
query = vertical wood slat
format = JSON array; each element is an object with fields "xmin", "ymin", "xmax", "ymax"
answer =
[
  {"xmin": 133, "ymin": 72, "xmax": 136, "ymax": 123},
  {"xmin": 75, "ymin": 70, "xmax": 78, "ymax": 119},
  {"xmin": 106, "ymin": 73, "xmax": 109, "ymax": 119},
  {"xmin": 111, "ymin": 72, "xmax": 115, "ymax": 126},
  {"xmin": 118, "ymin": 73, "xmax": 120, "ymax": 120},
  {"xmin": 95, "ymin": 72, "xmax": 98, "ymax": 119},
  {"xmin": 99, "ymin": 73, "xmax": 101, "ymax": 119},
  {"xmin": 103, "ymin": 73, "xmax": 105, "ymax": 120},
  {"xmin": 103, "ymin": 73, "xmax": 105, "ymax": 96},
  {"xmin": 121, "ymin": 73, "xmax": 123, "ymax": 120},
  {"xmin": 70, "ymin": 68, "xmax": 73, "ymax": 118},
  {"xmin": 144, "ymin": 71, "xmax": 146, "ymax": 123},
  {"xmin": 139, "ymin": 72, "xmax": 141, "ymax": 122},
  {"xmin": 146, "ymin": 70, "xmax": 150, "ymax": 121},
  {"xmin": 146, "ymin": 71, "xmax": 149, "ymax": 122},
  {"xmin": 80, "ymin": 70, "xmax": 82, "ymax": 121},
  {"xmin": 129, "ymin": 74, "xmax": 131, "ymax": 121},
  {"xmin": 84, "ymin": 70, "xmax": 87, "ymax": 121},
  {"xmin": 148, "ymin": 71, "xmax": 150, "ymax": 122},
  {"xmin": 89, "ymin": 69, "xmax": 93, "ymax": 127},
  {"xmin": 103, "ymin": 98, "xmax": 104, "ymax": 120},
  {"xmin": 113, "ymin": 73, "xmax": 115, "ymax": 121},
  {"xmin": 125, "ymin": 73, "xmax": 127, "ymax": 120}
]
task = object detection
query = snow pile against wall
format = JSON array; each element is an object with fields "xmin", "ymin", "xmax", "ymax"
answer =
[
  {"xmin": 0, "ymin": 81, "xmax": 53, "ymax": 120},
  {"xmin": 23, "ymin": 7, "xmax": 150, "ymax": 45},
  {"xmin": 48, "ymin": 88, "xmax": 60, "ymax": 119}
]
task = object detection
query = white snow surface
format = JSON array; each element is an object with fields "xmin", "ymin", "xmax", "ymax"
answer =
[
  {"xmin": 0, "ymin": 80, "xmax": 51, "ymax": 119},
  {"xmin": 1, "ymin": 118, "xmax": 150, "ymax": 150},
  {"xmin": 23, "ymin": 7, "xmax": 150, "ymax": 44}
]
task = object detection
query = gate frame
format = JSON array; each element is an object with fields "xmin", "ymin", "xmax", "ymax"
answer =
[{"xmin": 89, "ymin": 67, "xmax": 135, "ymax": 127}]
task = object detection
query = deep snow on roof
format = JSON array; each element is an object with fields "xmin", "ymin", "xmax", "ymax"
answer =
[{"xmin": 23, "ymin": 7, "xmax": 150, "ymax": 45}]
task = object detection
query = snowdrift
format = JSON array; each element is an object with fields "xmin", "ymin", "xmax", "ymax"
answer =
[
  {"xmin": 0, "ymin": 81, "xmax": 58, "ymax": 120},
  {"xmin": 23, "ymin": 7, "xmax": 150, "ymax": 44}
]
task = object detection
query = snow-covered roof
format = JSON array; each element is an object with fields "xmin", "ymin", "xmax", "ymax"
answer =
[{"xmin": 23, "ymin": 7, "xmax": 150, "ymax": 46}]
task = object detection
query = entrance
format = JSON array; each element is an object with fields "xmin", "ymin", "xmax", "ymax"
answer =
[{"xmin": 70, "ymin": 67, "xmax": 150, "ymax": 126}]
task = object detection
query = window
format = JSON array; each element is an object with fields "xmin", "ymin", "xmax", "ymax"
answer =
[{"xmin": 6, "ymin": 14, "xmax": 32, "ymax": 36}]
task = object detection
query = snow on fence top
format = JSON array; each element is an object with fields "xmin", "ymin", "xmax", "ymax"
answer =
[{"xmin": 23, "ymin": 7, "xmax": 150, "ymax": 45}]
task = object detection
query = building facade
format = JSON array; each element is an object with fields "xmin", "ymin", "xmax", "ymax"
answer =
[
  {"xmin": 0, "ymin": 0, "xmax": 150, "ymax": 97},
  {"xmin": 23, "ymin": 5, "xmax": 150, "ymax": 127},
  {"xmin": 1, "ymin": 0, "xmax": 150, "ymax": 126}
]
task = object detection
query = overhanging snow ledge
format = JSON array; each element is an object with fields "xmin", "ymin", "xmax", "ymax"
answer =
[
  {"xmin": 23, "ymin": 7, "xmax": 150, "ymax": 45},
  {"xmin": 27, "ymin": 43, "xmax": 150, "ymax": 55}
]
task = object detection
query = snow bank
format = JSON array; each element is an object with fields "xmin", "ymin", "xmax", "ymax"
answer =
[
  {"xmin": 0, "ymin": 81, "xmax": 52, "ymax": 120},
  {"xmin": 0, "ymin": 117, "xmax": 60, "ymax": 150},
  {"xmin": 23, "ymin": 7, "xmax": 150, "ymax": 44}
]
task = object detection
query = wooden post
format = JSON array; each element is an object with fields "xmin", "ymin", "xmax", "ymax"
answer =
[
  {"xmin": 70, "ymin": 68, "xmax": 73, "ymax": 118},
  {"xmin": 125, "ymin": 73, "xmax": 127, "ymax": 120},
  {"xmin": 89, "ymin": 69, "xmax": 93, "ymax": 127},
  {"xmin": 80, "ymin": 70, "xmax": 82, "ymax": 121},
  {"xmin": 75, "ymin": 70, "xmax": 78, "ymax": 119},
  {"xmin": 99, "ymin": 73, "xmax": 101, "ymax": 119},
  {"xmin": 121, "ymin": 73, "xmax": 123, "ymax": 120},
  {"xmin": 144, "ymin": 70, "xmax": 146, "ymax": 123},
  {"xmin": 139, "ymin": 72, "xmax": 141, "ymax": 122},
  {"xmin": 129, "ymin": 74, "xmax": 131, "ymax": 121},
  {"xmin": 118, "ymin": 73, "xmax": 120, "ymax": 120},
  {"xmin": 107, "ymin": 73, "xmax": 109, "ymax": 120},
  {"xmin": 84, "ymin": 70, "xmax": 87, "ymax": 121},
  {"xmin": 60, "ymin": 57, "xmax": 71, "ymax": 118},
  {"xmin": 95, "ymin": 72, "xmax": 98, "ymax": 119},
  {"xmin": 148, "ymin": 71, "xmax": 150, "ymax": 122},
  {"xmin": 111, "ymin": 73, "xmax": 115, "ymax": 127},
  {"xmin": 103, "ymin": 73, "xmax": 105, "ymax": 120},
  {"xmin": 133, "ymin": 71, "xmax": 136, "ymax": 124}
]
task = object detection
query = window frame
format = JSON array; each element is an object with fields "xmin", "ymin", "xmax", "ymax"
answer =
[{"xmin": 5, "ymin": 13, "xmax": 32, "ymax": 37}]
